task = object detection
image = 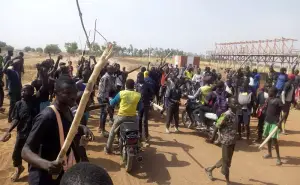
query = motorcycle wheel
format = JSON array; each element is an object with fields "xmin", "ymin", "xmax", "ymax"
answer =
[
  {"xmin": 125, "ymin": 154, "xmax": 134, "ymax": 172},
  {"xmin": 181, "ymin": 110, "xmax": 191, "ymax": 128}
]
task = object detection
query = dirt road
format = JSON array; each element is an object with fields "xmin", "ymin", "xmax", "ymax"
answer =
[{"xmin": 0, "ymin": 107, "xmax": 300, "ymax": 185}]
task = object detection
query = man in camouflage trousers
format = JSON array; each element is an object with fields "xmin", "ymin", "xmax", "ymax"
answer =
[{"xmin": 205, "ymin": 97, "xmax": 239, "ymax": 185}]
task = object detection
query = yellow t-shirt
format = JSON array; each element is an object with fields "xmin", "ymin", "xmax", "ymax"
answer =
[{"xmin": 118, "ymin": 90, "xmax": 141, "ymax": 116}]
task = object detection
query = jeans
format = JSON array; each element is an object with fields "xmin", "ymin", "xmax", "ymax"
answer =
[
  {"xmin": 12, "ymin": 137, "xmax": 27, "ymax": 167},
  {"xmin": 98, "ymin": 97, "xmax": 108, "ymax": 131},
  {"xmin": 106, "ymin": 115, "xmax": 136, "ymax": 152},
  {"xmin": 8, "ymin": 92, "xmax": 21, "ymax": 122},
  {"xmin": 138, "ymin": 106, "xmax": 150, "ymax": 139},
  {"xmin": 166, "ymin": 105, "xmax": 179, "ymax": 129}
]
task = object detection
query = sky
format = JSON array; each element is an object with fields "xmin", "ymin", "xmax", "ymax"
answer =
[{"xmin": 1, "ymin": 0, "xmax": 299, "ymax": 54}]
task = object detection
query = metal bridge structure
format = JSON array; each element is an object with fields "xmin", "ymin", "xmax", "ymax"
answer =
[{"xmin": 210, "ymin": 37, "xmax": 300, "ymax": 72}]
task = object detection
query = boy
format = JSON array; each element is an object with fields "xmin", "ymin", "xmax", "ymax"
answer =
[
  {"xmin": 165, "ymin": 78, "xmax": 181, "ymax": 133},
  {"xmin": 0, "ymin": 85, "xmax": 38, "ymax": 182},
  {"xmin": 21, "ymin": 76, "xmax": 94, "ymax": 185},
  {"xmin": 3, "ymin": 58, "xmax": 22, "ymax": 123},
  {"xmin": 205, "ymin": 98, "xmax": 238, "ymax": 185},
  {"xmin": 263, "ymin": 87, "xmax": 285, "ymax": 165},
  {"xmin": 68, "ymin": 61, "xmax": 73, "ymax": 77},
  {"xmin": 60, "ymin": 162, "xmax": 113, "ymax": 185}
]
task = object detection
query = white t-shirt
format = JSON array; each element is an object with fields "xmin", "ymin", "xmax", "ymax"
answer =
[{"xmin": 192, "ymin": 74, "xmax": 202, "ymax": 83}]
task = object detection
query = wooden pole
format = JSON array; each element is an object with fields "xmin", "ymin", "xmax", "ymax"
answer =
[
  {"xmin": 259, "ymin": 126, "xmax": 278, "ymax": 149},
  {"xmin": 56, "ymin": 45, "xmax": 114, "ymax": 163}
]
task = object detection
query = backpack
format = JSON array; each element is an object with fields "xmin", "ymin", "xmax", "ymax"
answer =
[
  {"xmin": 213, "ymin": 91, "xmax": 228, "ymax": 117},
  {"xmin": 238, "ymin": 92, "xmax": 252, "ymax": 106}
]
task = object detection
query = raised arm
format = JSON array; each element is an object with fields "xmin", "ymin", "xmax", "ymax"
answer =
[
  {"xmin": 48, "ymin": 55, "xmax": 62, "ymax": 76},
  {"xmin": 127, "ymin": 65, "xmax": 141, "ymax": 74},
  {"xmin": 147, "ymin": 62, "xmax": 151, "ymax": 71}
]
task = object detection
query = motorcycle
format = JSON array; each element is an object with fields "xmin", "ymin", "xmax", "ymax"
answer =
[
  {"xmin": 181, "ymin": 98, "xmax": 220, "ymax": 144},
  {"xmin": 118, "ymin": 121, "xmax": 143, "ymax": 172}
]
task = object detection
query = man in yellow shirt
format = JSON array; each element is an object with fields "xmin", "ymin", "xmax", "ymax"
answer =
[{"xmin": 105, "ymin": 79, "xmax": 141, "ymax": 154}]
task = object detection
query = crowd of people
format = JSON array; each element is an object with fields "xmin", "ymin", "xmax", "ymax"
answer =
[{"xmin": 0, "ymin": 47, "xmax": 299, "ymax": 185}]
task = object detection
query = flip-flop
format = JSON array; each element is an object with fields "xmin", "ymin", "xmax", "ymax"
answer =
[
  {"xmin": 205, "ymin": 168, "xmax": 214, "ymax": 181},
  {"xmin": 263, "ymin": 154, "xmax": 272, "ymax": 159},
  {"xmin": 11, "ymin": 166, "xmax": 24, "ymax": 182}
]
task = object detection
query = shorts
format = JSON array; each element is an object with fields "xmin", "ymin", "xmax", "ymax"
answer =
[{"xmin": 263, "ymin": 121, "xmax": 279, "ymax": 139}]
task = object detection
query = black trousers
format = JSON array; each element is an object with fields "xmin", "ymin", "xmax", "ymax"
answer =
[
  {"xmin": 138, "ymin": 106, "xmax": 150, "ymax": 138},
  {"xmin": 257, "ymin": 115, "xmax": 265, "ymax": 138},
  {"xmin": 214, "ymin": 144, "xmax": 235, "ymax": 176},
  {"xmin": 166, "ymin": 105, "xmax": 179, "ymax": 128},
  {"xmin": 98, "ymin": 98, "xmax": 108, "ymax": 130},
  {"xmin": 0, "ymin": 85, "xmax": 4, "ymax": 107},
  {"xmin": 193, "ymin": 105, "xmax": 212, "ymax": 124},
  {"xmin": 8, "ymin": 92, "xmax": 21, "ymax": 122},
  {"xmin": 12, "ymin": 137, "xmax": 27, "ymax": 167}
]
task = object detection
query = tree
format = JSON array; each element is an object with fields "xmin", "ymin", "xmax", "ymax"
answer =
[
  {"xmin": 0, "ymin": 41, "xmax": 6, "ymax": 48},
  {"xmin": 64, "ymin": 42, "xmax": 78, "ymax": 54},
  {"xmin": 24, "ymin": 46, "xmax": 32, "ymax": 52},
  {"xmin": 129, "ymin": 44, "xmax": 133, "ymax": 56},
  {"xmin": 36, "ymin": 47, "xmax": 43, "ymax": 53},
  {"xmin": 44, "ymin": 44, "xmax": 61, "ymax": 54},
  {"xmin": 138, "ymin": 49, "xmax": 143, "ymax": 57},
  {"xmin": 4, "ymin": 45, "xmax": 14, "ymax": 51},
  {"xmin": 31, "ymin": 48, "xmax": 36, "ymax": 52}
]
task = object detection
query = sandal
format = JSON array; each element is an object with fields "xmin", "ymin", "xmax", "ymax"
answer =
[
  {"xmin": 205, "ymin": 168, "xmax": 214, "ymax": 181},
  {"xmin": 263, "ymin": 154, "xmax": 272, "ymax": 159}
]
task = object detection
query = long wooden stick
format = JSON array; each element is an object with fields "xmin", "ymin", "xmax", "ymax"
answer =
[
  {"xmin": 55, "ymin": 45, "xmax": 114, "ymax": 162},
  {"xmin": 96, "ymin": 29, "xmax": 108, "ymax": 43},
  {"xmin": 259, "ymin": 126, "xmax": 278, "ymax": 149},
  {"xmin": 92, "ymin": 19, "xmax": 97, "ymax": 51},
  {"xmin": 76, "ymin": 0, "xmax": 91, "ymax": 49}
]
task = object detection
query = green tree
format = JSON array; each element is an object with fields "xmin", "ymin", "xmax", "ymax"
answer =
[
  {"xmin": 44, "ymin": 44, "xmax": 61, "ymax": 54},
  {"xmin": 0, "ymin": 41, "xmax": 6, "ymax": 48},
  {"xmin": 24, "ymin": 46, "xmax": 32, "ymax": 52},
  {"xmin": 138, "ymin": 49, "xmax": 143, "ymax": 57},
  {"xmin": 31, "ymin": 48, "xmax": 36, "ymax": 52},
  {"xmin": 64, "ymin": 42, "xmax": 78, "ymax": 54},
  {"xmin": 36, "ymin": 47, "xmax": 43, "ymax": 53},
  {"xmin": 129, "ymin": 44, "xmax": 133, "ymax": 56}
]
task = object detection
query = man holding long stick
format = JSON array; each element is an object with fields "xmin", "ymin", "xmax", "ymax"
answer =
[{"xmin": 21, "ymin": 76, "xmax": 94, "ymax": 185}]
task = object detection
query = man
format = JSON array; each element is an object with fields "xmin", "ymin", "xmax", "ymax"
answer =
[
  {"xmin": 255, "ymin": 86, "xmax": 269, "ymax": 143},
  {"xmin": 275, "ymin": 68, "xmax": 288, "ymax": 96},
  {"xmin": 266, "ymin": 65, "xmax": 278, "ymax": 88},
  {"xmin": 188, "ymin": 77, "xmax": 212, "ymax": 128},
  {"xmin": 3, "ymin": 59, "xmax": 22, "ymax": 123},
  {"xmin": 0, "ymin": 48, "xmax": 5, "ymax": 112},
  {"xmin": 205, "ymin": 98, "xmax": 238, "ymax": 185},
  {"xmin": 0, "ymin": 85, "xmax": 38, "ymax": 182},
  {"xmin": 4, "ymin": 49, "xmax": 13, "ymax": 90},
  {"xmin": 97, "ymin": 65, "xmax": 116, "ymax": 138},
  {"xmin": 21, "ymin": 76, "xmax": 94, "ymax": 185},
  {"xmin": 281, "ymin": 74, "xmax": 296, "ymax": 134},
  {"xmin": 11, "ymin": 52, "xmax": 25, "ymax": 79},
  {"xmin": 165, "ymin": 78, "xmax": 181, "ymax": 133},
  {"xmin": 104, "ymin": 79, "xmax": 141, "ymax": 154},
  {"xmin": 136, "ymin": 76, "xmax": 154, "ymax": 145}
]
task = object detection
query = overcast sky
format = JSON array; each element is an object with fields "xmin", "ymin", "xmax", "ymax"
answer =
[{"xmin": 1, "ymin": 0, "xmax": 299, "ymax": 54}]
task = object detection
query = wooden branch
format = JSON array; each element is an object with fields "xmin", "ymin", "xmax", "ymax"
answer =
[
  {"xmin": 92, "ymin": 19, "xmax": 97, "ymax": 52},
  {"xmin": 96, "ymin": 29, "xmax": 108, "ymax": 43},
  {"xmin": 55, "ymin": 45, "xmax": 114, "ymax": 165},
  {"xmin": 76, "ymin": 0, "xmax": 91, "ymax": 49}
]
